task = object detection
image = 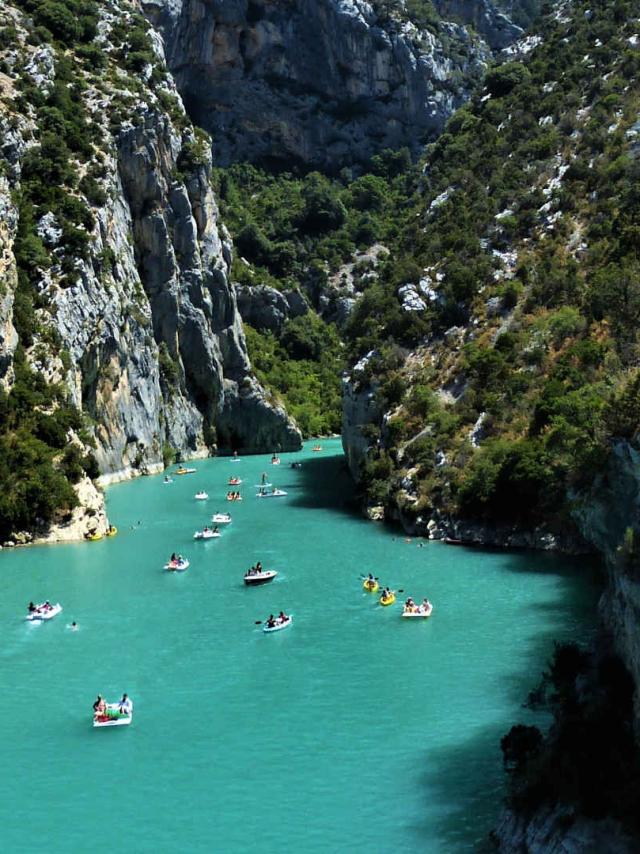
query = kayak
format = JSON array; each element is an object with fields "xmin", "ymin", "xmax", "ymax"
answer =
[
  {"xmin": 263, "ymin": 615, "xmax": 292, "ymax": 633},
  {"xmin": 363, "ymin": 579, "xmax": 379, "ymax": 592},
  {"xmin": 175, "ymin": 467, "xmax": 196, "ymax": 475},
  {"xmin": 244, "ymin": 570, "xmax": 278, "ymax": 586},
  {"xmin": 402, "ymin": 603, "xmax": 434, "ymax": 618},
  {"xmin": 105, "ymin": 526, "xmax": 117, "ymax": 537},
  {"xmin": 193, "ymin": 530, "xmax": 220, "ymax": 540},
  {"xmin": 379, "ymin": 593, "xmax": 396, "ymax": 607},
  {"xmin": 195, "ymin": 492, "xmax": 208, "ymax": 500},
  {"xmin": 93, "ymin": 700, "xmax": 133, "ymax": 728},
  {"xmin": 212, "ymin": 513, "xmax": 232, "ymax": 524},
  {"xmin": 164, "ymin": 559, "xmax": 190, "ymax": 571},
  {"xmin": 256, "ymin": 489, "xmax": 288, "ymax": 498},
  {"xmin": 25, "ymin": 603, "xmax": 63, "ymax": 622},
  {"xmin": 86, "ymin": 532, "xmax": 102, "ymax": 541}
]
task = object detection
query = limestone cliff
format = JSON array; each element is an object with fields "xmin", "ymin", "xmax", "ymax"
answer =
[
  {"xmin": 0, "ymin": 0, "xmax": 300, "ymax": 542},
  {"xmin": 142, "ymin": 0, "xmax": 513, "ymax": 169}
]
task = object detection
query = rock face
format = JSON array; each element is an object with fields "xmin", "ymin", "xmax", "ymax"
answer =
[
  {"xmin": 143, "ymin": 0, "xmax": 503, "ymax": 169},
  {"xmin": 341, "ymin": 351, "xmax": 381, "ymax": 480},
  {"xmin": 432, "ymin": 0, "xmax": 522, "ymax": 49},
  {"xmin": 235, "ymin": 284, "xmax": 308, "ymax": 334},
  {"xmin": 0, "ymin": 0, "xmax": 301, "ymax": 542}
]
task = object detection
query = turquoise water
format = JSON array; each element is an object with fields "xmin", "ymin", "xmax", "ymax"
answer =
[{"xmin": 0, "ymin": 439, "xmax": 598, "ymax": 852}]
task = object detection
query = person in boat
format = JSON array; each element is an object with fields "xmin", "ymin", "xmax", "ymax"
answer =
[
  {"xmin": 382, "ymin": 587, "xmax": 392, "ymax": 599},
  {"xmin": 118, "ymin": 693, "xmax": 131, "ymax": 714},
  {"xmin": 266, "ymin": 614, "xmax": 276, "ymax": 628},
  {"xmin": 93, "ymin": 695, "xmax": 106, "ymax": 714},
  {"xmin": 44, "ymin": 600, "xmax": 52, "ymax": 610},
  {"xmin": 421, "ymin": 598, "xmax": 432, "ymax": 611},
  {"xmin": 171, "ymin": 552, "xmax": 177, "ymax": 562},
  {"xmin": 212, "ymin": 526, "xmax": 219, "ymax": 534},
  {"xmin": 366, "ymin": 573, "xmax": 376, "ymax": 585},
  {"xmin": 28, "ymin": 602, "xmax": 37, "ymax": 613},
  {"xmin": 278, "ymin": 610, "xmax": 288, "ymax": 622},
  {"xmin": 255, "ymin": 561, "xmax": 263, "ymax": 573}
]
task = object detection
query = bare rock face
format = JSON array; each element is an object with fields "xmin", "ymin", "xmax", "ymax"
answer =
[
  {"xmin": 143, "ymin": 0, "xmax": 505, "ymax": 169},
  {"xmin": 235, "ymin": 284, "xmax": 308, "ymax": 334}
]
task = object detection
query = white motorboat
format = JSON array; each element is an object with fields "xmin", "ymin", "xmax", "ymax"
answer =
[
  {"xmin": 25, "ymin": 603, "xmax": 62, "ymax": 622},
  {"xmin": 401, "ymin": 602, "xmax": 434, "ymax": 619},
  {"xmin": 93, "ymin": 699, "xmax": 133, "ymax": 728},
  {"xmin": 263, "ymin": 615, "xmax": 292, "ymax": 633},
  {"xmin": 212, "ymin": 513, "xmax": 232, "ymax": 524},
  {"xmin": 244, "ymin": 570, "xmax": 278, "ymax": 586},
  {"xmin": 194, "ymin": 529, "xmax": 220, "ymax": 540},
  {"xmin": 195, "ymin": 491, "xmax": 209, "ymax": 500},
  {"xmin": 164, "ymin": 558, "xmax": 190, "ymax": 571},
  {"xmin": 256, "ymin": 488, "xmax": 288, "ymax": 498}
]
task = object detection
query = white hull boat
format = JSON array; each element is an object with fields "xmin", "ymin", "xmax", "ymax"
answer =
[
  {"xmin": 93, "ymin": 701, "xmax": 133, "ymax": 728},
  {"xmin": 244, "ymin": 570, "xmax": 278, "ymax": 586},
  {"xmin": 228, "ymin": 479, "xmax": 243, "ymax": 486},
  {"xmin": 212, "ymin": 514, "xmax": 232, "ymax": 524},
  {"xmin": 401, "ymin": 604, "xmax": 434, "ymax": 619},
  {"xmin": 165, "ymin": 559, "xmax": 190, "ymax": 571},
  {"xmin": 256, "ymin": 489, "xmax": 288, "ymax": 498},
  {"xmin": 194, "ymin": 530, "xmax": 220, "ymax": 540},
  {"xmin": 26, "ymin": 603, "xmax": 63, "ymax": 622},
  {"xmin": 195, "ymin": 492, "xmax": 209, "ymax": 500},
  {"xmin": 263, "ymin": 615, "xmax": 292, "ymax": 633}
]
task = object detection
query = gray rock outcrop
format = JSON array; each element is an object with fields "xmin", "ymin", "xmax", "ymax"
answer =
[
  {"xmin": 143, "ymin": 0, "xmax": 503, "ymax": 169},
  {"xmin": 235, "ymin": 284, "xmax": 308, "ymax": 334}
]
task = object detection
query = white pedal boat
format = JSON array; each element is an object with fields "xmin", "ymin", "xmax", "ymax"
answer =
[
  {"xmin": 212, "ymin": 513, "xmax": 232, "ymax": 524},
  {"xmin": 271, "ymin": 458, "xmax": 281, "ymax": 465},
  {"xmin": 195, "ymin": 491, "xmax": 208, "ymax": 500},
  {"xmin": 244, "ymin": 570, "xmax": 278, "ymax": 586},
  {"xmin": 228, "ymin": 478, "xmax": 243, "ymax": 486},
  {"xmin": 194, "ymin": 529, "xmax": 220, "ymax": 540},
  {"xmin": 263, "ymin": 615, "xmax": 292, "ymax": 633},
  {"xmin": 256, "ymin": 488, "xmax": 288, "ymax": 498},
  {"xmin": 401, "ymin": 604, "xmax": 434, "ymax": 618},
  {"xmin": 164, "ymin": 559, "xmax": 190, "ymax": 571},
  {"xmin": 93, "ymin": 701, "xmax": 133, "ymax": 728},
  {"xmin": 25, "ymin": 603, "xmax": 62, "ymax": 622}
]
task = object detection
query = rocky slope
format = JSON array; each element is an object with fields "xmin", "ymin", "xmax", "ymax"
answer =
[
  {"xmin": 143, "ymin": 0, "xmax": 520, "ymax": 169},
  {"xmin": 0, "ymin": 0, "xmax": 300, "ymax": 542}
]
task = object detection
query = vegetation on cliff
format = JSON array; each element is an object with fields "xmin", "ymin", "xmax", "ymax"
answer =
[{"xmin": 344, "ymin": 0, "xmax": 640, "ymax": 533}]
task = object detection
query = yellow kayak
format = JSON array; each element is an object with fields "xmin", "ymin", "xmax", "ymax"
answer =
[
  {"xmin": 363, "ymin": 579, "xmax": 379, "ymax": 592},
  {"xmin": 86, "ymin": 532, "xmax": 102, "ymax": 541},
  {"xmin": 380, "ymin": 593, "xmax": 396, "ymax": 607},
  {"xmin": 106, "ymin": 526, "xmax": 117, "ymax": 537}
]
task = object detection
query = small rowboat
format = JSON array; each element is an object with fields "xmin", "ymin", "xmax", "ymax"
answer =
[
  {"xmin": 244, "ymin": 570, "xmax": 278, "ymax": 586},
  {"xmin": 402, "ymin": 603, "xmax": 434, "ymax": 618},
  {"xmin": 164, "ymin": 559, "xmax": 190, "ymax": 571},
  {"xmin": 93, "ymin": 701, "xmax": 133, "ymax": 728},
  {"xmin": 194, "ymin": 530, "xmax": 220, "ymax": 540},
  {"xmin": 263, "ymin": 615, "xmax": 292, "ymax": 633},
  {"xmin": 212, "ymin": 513, "xmax": 232, "ymax": 524},
  {"xmin": 25, "ymin": 603, "xmax": 63, "ymax": 622}
]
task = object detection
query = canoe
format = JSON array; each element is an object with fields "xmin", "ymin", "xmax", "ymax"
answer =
[
  {"xmin": 379, "ymin": 593, "xmax": 396, "ymax": 607},
  {"xmin": 263, "ymin": 615, "xmax": 292, "ymax": 633},
  {"xmin": 255, "ymin": 489, "xmax": 287, "ymax": 498},
  {"xmin": 402, "ymin": 604, "xmax": 434, "ymax": 618},
  {"xmin": 244, "ymin": 570, "xmax": 278, "ymax": 586},
  {"xmin": 212, "ymin": 514, "xmax": 232, "ymax": 524},
  {"xmin": 25, "ymin": 603, "xmax": 63, "ymax": 622},
  {"xmin": 363, "ymin": 580, "xmax": 379, "ymax": 592},
  {"xmin": 164, "ymin": 559, "xmax": 190, "ymax": 571},
  {"xmin": 193, "ymin": 530, "xmax": 220, "ymax": 540},
  {"xmin": 93, "ymin": 701, "xmax": 133, "ymax": 728},
  {"xmin": 195, "ymin": 492, "xmax": 209, "ymax": 500}
]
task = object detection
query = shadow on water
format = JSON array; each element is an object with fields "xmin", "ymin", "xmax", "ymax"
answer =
[{"xmin": 289, "ymin": 452, "xmax": 361, "ymax": 514}]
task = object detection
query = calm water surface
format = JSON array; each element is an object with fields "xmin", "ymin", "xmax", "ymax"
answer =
[{"xmin": 0, "ymin": 439, "xmax": 598, "ymax": 852}]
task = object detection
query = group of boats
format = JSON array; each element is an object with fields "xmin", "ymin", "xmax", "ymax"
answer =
[{"xmin": 362, "ymin": 576, "xmax": 434, "ymax": 618}]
